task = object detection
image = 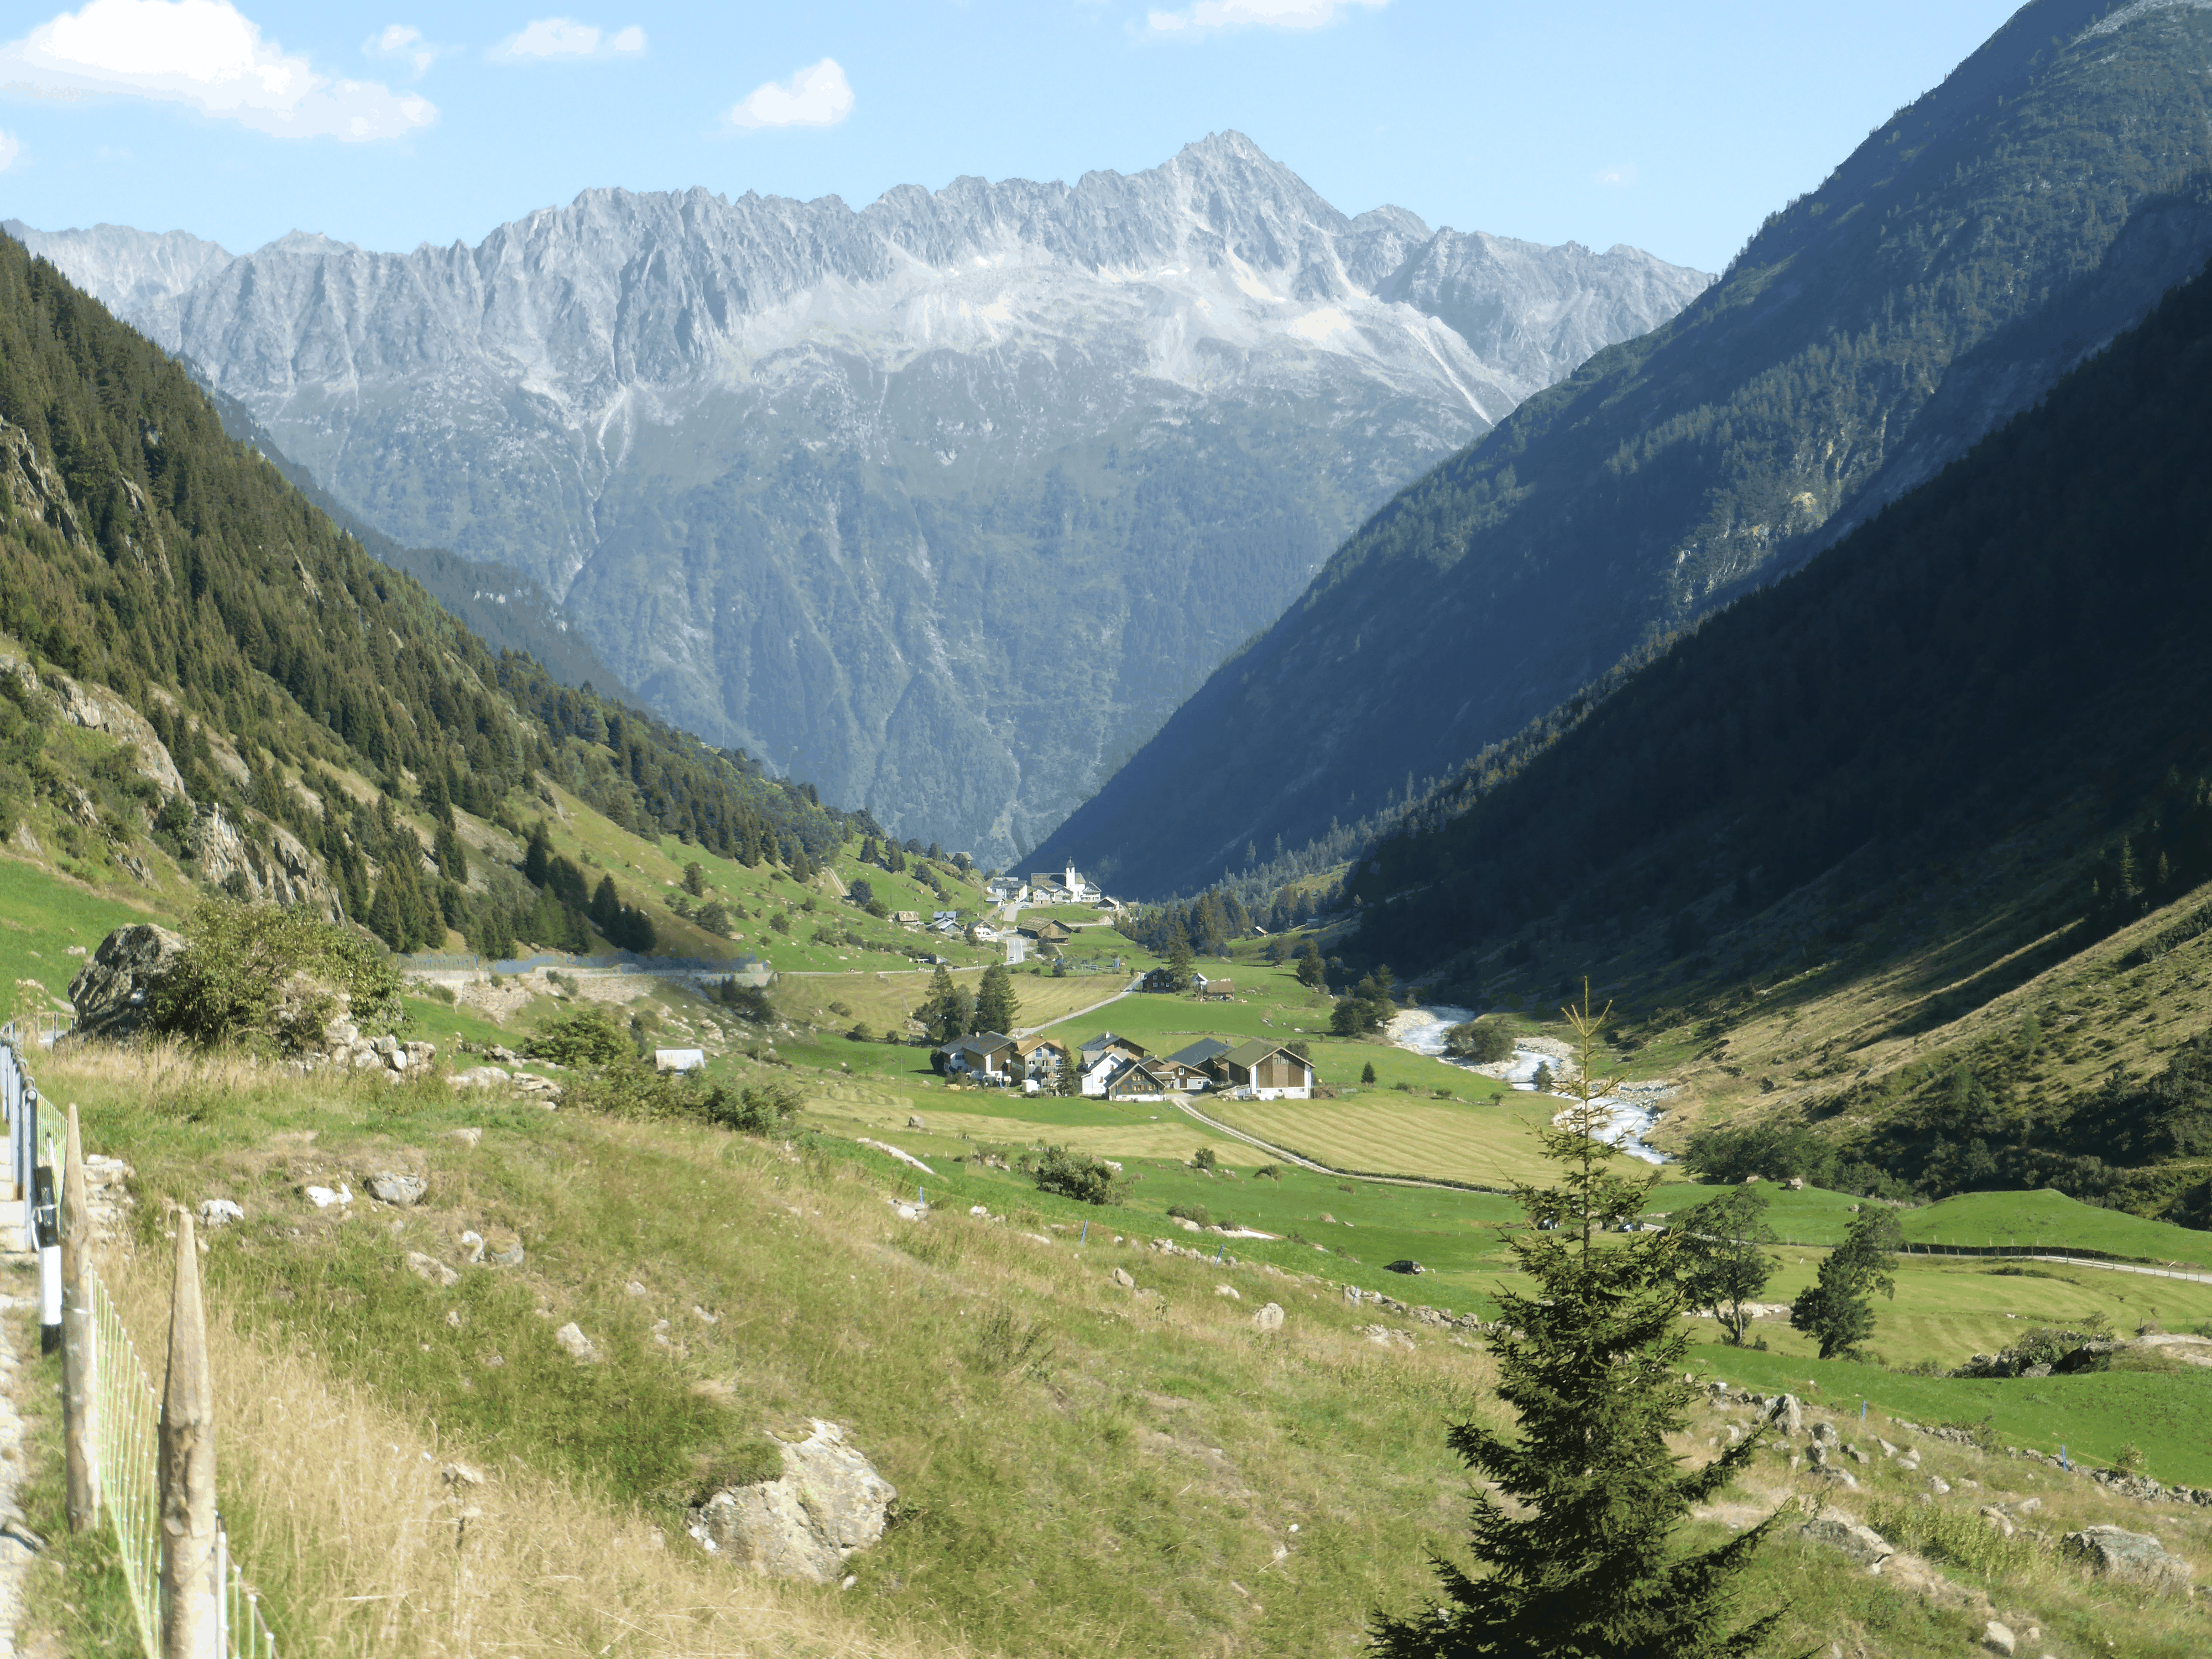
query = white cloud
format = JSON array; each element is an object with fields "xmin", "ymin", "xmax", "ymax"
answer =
[
  {"xmin": 491, "ymin": 17, "xmax": 646, "ymax": 61},
  {"xmin": 1147, "ymin": 0, "xmax": 1383, "ymax": 32},
  {"xmin": 0, "ymin": 131, "xmax": 20, "ymax": 171},
  {"xmin": 727, "ymin": 57, "xmax": 852, "ymax": 130},
  {"xmin": 1593, "ymin": 163, "xmax": 1638, "ymax": 187},
  {"xmin": 366, "ymin": 23, "xmax": 440, "ymax": 76},
  {"xmin": 0, "ymin": 0, "xmax": 433, "ymax": 140}
]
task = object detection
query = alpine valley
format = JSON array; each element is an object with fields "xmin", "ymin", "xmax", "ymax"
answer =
[{"xmin": 6, "ymin": 133, "xmax": 1710, "ymax": 866}]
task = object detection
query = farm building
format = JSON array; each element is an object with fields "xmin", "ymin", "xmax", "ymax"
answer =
[
  {"xmin": 1098, "ymin": 1056, "xmax": 1173, "ymax": 1102},
  {"xmin": 1219, "ymin": 1039, "xmax": 1314, "ymax": 1100}
]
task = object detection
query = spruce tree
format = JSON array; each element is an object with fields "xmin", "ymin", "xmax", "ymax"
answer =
[
  {"xmin": 1371, "ymin": 987, "xmax": 1783, "ymax": 1659},
  {"xmin": 975, "ymin": 962, "xmax": 1020, "ymax": 1035},
  {"xmin": 1166, "ymin": 937, "xmax": 1195, "ymax": 992}
]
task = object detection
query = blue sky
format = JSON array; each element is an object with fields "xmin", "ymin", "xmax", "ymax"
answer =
[{"xmin": 0, "ymin": 0, "xmax": 2023, "ymax": 273}]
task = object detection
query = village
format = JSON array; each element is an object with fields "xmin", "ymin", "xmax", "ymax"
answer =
[{"xmin": 933, "ymin": 1026, "xmax": 1314, "ymax": 1102}]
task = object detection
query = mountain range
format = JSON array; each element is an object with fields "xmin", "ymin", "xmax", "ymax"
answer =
[
  {"xmin": 5, "ymin": 133, "xmax": 1710, "ymax": 867},
  {"xmin": 1034, "ymin": 0, "xmax": 2212, "ymax": 896}
]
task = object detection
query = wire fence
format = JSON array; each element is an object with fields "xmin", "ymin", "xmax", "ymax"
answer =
[{"xmin": 4, "ymin": 1027, "xmax": 280, "ymax": 1659}]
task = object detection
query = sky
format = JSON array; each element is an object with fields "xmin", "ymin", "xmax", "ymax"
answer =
[{"xmin": 0, "ymin": 0, "xmax": 2028, "ymax": 275}]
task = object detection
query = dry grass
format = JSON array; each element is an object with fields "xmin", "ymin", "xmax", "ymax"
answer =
[{"xmin": 94, "ymin": 1243, "xmax": 972, "ymax": 1659}]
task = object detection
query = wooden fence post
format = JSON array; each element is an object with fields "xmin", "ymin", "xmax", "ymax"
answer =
[
  {"xmin": 60, "ymin": 1104, "xmax": 95, "ymax": 1532},
  {"xmin": 159, "ymin": 1211, "xmax": 218, "ymax": 1659}
]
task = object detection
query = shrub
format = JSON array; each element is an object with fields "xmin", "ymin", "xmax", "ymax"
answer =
[
  {"xmin": 703, "ymin": 1077, "xmax": 805, "ymax": 1136},
  {"xmin": 1034, "ymin": 1146, "xmax": 1124, "ymax": 1206},
  {"xmin": 1192, "ymin": 1146, "xmax": 1218, "ymax": 1172},
  {"xmin": 526, "ymin": 1004, "xmax": 632, "ymax": 1066},
  {"xmin": 154, "ymin": 900, "xmax": 405, "ymax": 1053},
  {"xmin": 1442, "ymin": 1018, "xmax": 1514, "ymax": 1063}
]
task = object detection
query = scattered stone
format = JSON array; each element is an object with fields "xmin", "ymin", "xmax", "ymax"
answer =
[
  {"xmin": 691, "ymin": 1421, "xmax": 897, "ymax": 1583},
  {"xmin": 1253, "ymin": 1302, "xmax": 1285, "ymax": 1333},
  {"xmin": 906, "ymin": 1115, "xmax": 925, "ymax": 1130},
  {"xmin": 1800, "ymin": 1505, "xmax": 1895, "ymax": 1567},
  {"xmin": 626, "ymin": 1281, "xmax": 649, "ymax": 1298},
  {"xmin": 1361, "ymin": 1324, "xmax": 1415, "ymax": 1351},
  {"xmin": 969, "ymin": 1204, "xmax": 990, "ymax": 1217},
  {"xmin": 1876, "ymin": 1437, "xmax": 1899, "ymax": 1457},
  {"xmin": 1979, "ymin": 1507, "xmax": 2016, "ymax": 1539},
  {"xmin": 66, "ymin": 924, "xmax": 187, "ymax": 1044},
  {"xmin": 489, "ymin": 1240, "xmax": 525, "ymax": 1268},
  {"xmin": 441, "ymin": 1462, "xmax": 485, "ymax": 1488},
  {"xmin": 445, "ymin": 1308, "xmax": 463, "ymax": 1328},
  {"xmin": 2059, "ymin": 1525, "xmax": 2192, "ymax": 1593},
  {"xmin": 1984, "ymin": 1620, "xmax": 2016, "ymax": 1657},
  {"xmin": 405, "ymin": 1252, "xmax": 460, "ymax": 1288},
  {"xmin": 196, "ymin": 1198, "xmax": 244, "ymax": 1228},
  {"xmin": 692, "ymin": 1305, "xmax": 721, "ymax": 1324},
  {"xmin": 1111, "ymin": 1267, "xmax": 1135, "ymax": 1288},
  {"xmin": 1811, "ymin": 1421, "xmax": 1839, "ymax": 1448},
  {"xmin": 302, "ymin": 1182, "xmax": 352, "ymax": 1210},
  {"xmin": 1927, "ymin": 1475, "xmax": 1951, "ymax": 1496},
  {"xmin": 555, "ymin": 1322, "xmax": 602, "ymax": 1364},
  {"xmin": 447, "ymin": 1127, "xmax": 483, "ymax": 1147},
  {"xmin": 366, "ymin": 1172, "xmax": 427, "ymax": 1207},
  {"xmin": 1765, "ymin": 1394, "xmax": 1804, "ymax": 1437},
  {"xmin": 451, "ymin": 1067, "xmax": 510, "ymax": 1089},
  {"xmin": 459, "ymin": 1230, "xmax": 486, "ymax": 1264},
  {"xmin": 1215, "ymin": 1284, "xmax": 1241, "ymax": 1301}
]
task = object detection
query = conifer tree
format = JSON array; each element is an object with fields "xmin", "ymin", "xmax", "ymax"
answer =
[
  {"xmin": 975, "ymin": 962, "xmax": 1020, "ymax": 1035},
  {"xmin": 1371, "ymin": 985, "xmax": 1783, "ymax": 1659},
  {"xmin": 1166, "ymin": 937, "xmax": 1195, "ymax": 992}
]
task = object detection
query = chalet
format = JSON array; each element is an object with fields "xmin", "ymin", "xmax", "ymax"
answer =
[
  {"xmin": 1139, "ymin": 968, "xmax": 1180, "ymax": 993},
  {"xmin": 1219, "ymin": 1039, "xmax": 1314, "ymax": 1100},
  {"xmin": 1021, "ymin": 919, "xmax": 1073, "ymax": 945},
  {"xmin": 1194, "ymin": 975, "xmax": 1234, "ymax": 1001},
  {"xmin": 936, "ymin": 1030, "xmax": 1017, "ymax": 1081},
  {"xmin": 984, "ymin": 877, "xmax": 1030, "ymax": 905},
  {"xmin": 1165, "ymin": 1037, "xmax": 1233, "ymax": 1090},
  {"xmin": 1077, "ymin": 1031, "xmax": 1149, "ymax": 1095},
  {"xmin": 1099, "ymin": 1055, "xmax": 1173, "ymax": 1102},
  {"xmin": 1014, "ymin": 1035, "xmax": 1072, "ymax": 1082},
  {"xmin": 893, "ymin": 910, "xmax": 922, "ymax": 926}
]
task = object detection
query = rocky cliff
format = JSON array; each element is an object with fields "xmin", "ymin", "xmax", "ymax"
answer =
[{"xmin": 8, "ymin": 133, "xmax": 1710, "ymax": 862}]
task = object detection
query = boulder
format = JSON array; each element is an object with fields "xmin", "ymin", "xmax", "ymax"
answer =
[
  {"xmin": 67, "ymin": 924, "xmax": 187, "ymax": 1044},
  {"xmin": 1800, "ymin": 1505, "xmax": 1895, "ymax": 1567},
  {"xmin": 1983, "ymin": 1620, "xmax": 2016, "ymax": 1657},
  {"xmin": 197, "ymin": 1198, "xmax": 244, "ymax": 1228},
  {"xmin": 554, "ymin": 1322, "xmax": 601, "ymax": 1363},
  {"xmin": 1253, "ymin": 1302, "xmax": 1285, "ymax": 1333},
  {"xmin": 367, "ymin": 1172, "xmax": 427, "ymax": 1207},
  {"xmin": 1764, "ymin": 1393, "xmax": 1804, "ymax": 1437},
  {"xmin": 303, "ymin": 1182, "xmax": 352, "ymax": 1209},
  {"xmin": 1110, "ymin": 1266, "xmax": 1135, "ymax": 1288},
  {"xmin": 692, "ymin": 1421, "xmax": 897, "ymax": 1583},
  {"xmin": 1215, "ymin": 1284, "xmax": 1241, "ymax": 1301},
  {"xmin": 405, "ymin": 1251, "xmax": 460, "ymax": 1288},
  {"xmin": 2059, "ymin": 1525, "xmax": 2192, "ymax": 1593}
]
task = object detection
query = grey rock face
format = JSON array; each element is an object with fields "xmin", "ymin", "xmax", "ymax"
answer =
[
  {"xmin": 14, "ymin": 134, "xmax": 1710, "ymax": 861},
  {"xmin": 184, "ymin": 805, "xmax": 344, "ymax": 920},
  {"xmin": 366, "ymin": 1172, "xmax": 427, "ymax": 1206},
  {"xmin": 2059, "ymin": 1525, "xmax": 2192, "ymax": 1592},
  {"xmin": 67, "ymin": 924, "xmax": 188, "ymax": 1044},
  {"xmin": 693, "ymin": 1421, "xmax": 896, "ymax": 1582},
  {"xmin": 1799, "ymin": 1505, "xmax": 1894, "ymax": 1567}
]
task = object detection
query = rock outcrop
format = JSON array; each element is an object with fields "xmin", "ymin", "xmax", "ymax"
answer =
[
  {"xmin": 2059, "ymin": 1525, "xmax": 2193, "ymax": 1592},
  {"xmin": 66, "ymin": 924, "xmax": 187, "ymax": 1043},
  {"xmin": 184, "ymin": 805, "xmax": 343, "ymax": 920},
  {"xmin": 692, "ymin": 1421, "xmax": 896, "ymax": 1583}
]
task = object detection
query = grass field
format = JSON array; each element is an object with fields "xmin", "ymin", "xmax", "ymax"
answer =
[{"xmin": 1206, "ymin": 1091, "xmax": 1640, "ymax": 1192}]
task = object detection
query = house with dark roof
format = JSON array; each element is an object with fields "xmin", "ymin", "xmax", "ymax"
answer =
[
  {"xmin": 1077, "ymin": 1031, "xmax": 1149, "ymax": 1095},
  {"xmin": 1099, "ymin": 1055, "xmax": 1173, "ymax": 1102},
  {"xmin": 1219, "ymin": 1039, "xmax": 1314, "ymax": 1099},
  {"xmin": 1163, "ymin": 1037, "xmax": 1234, "ymax": 1092},
  {"xmin": 935, "ymin": 1030, "xmax": 1016, "ymax": 1080}
]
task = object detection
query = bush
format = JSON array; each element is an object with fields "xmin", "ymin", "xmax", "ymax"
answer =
[
  {"xmin": 154, "ymin": 900, "xmax": 405, "ymax": 1054},
  {"xmin": 703, "ymin": 1077, "xmax": 806, "ymax": 1136},
  {"xmin": 1192, "ymin": 1146, "xmax": 1218, "ymax": 1171},
  {"xmin": 526, "ymin": 1004, "xmax": 632, "ymax": 1066},
  {"xmin": 1034, "ymin": 1146, "xmax": 1124, "ymax": 1206},
  {"xmin": 1443, "ymin": 1018, "xmax": 1514, "ymax": 1063}
]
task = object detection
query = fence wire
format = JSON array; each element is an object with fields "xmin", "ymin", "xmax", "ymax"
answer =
[{"xmin": 5, "ymin": 1029, "xmax": 279, "ymax": 1659}]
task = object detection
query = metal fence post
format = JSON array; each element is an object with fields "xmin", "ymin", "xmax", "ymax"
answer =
[
  {"xmin": 159, "ymin": 1211, "xmax": 218, "ymax": 1659},
  {"xmin": 62, "ymin": 1103, "xmax": 97, "ymax": 1531}
]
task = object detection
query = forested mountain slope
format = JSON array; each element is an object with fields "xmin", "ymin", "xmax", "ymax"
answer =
[
  {"xmin": 6, "ymin": 134, "xmax": 1711, "ymax": 863},
  {"xmin": 1336, "ymin": 210, "xmax": 2212, "ymax": 1222},
  {"xmin": 1036, "ymin": 0, "xmax": 2212, "ymax": 896},
  {"xmin": 0, "ymin": 234, "xmax": 855, "ymax": 958}
]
